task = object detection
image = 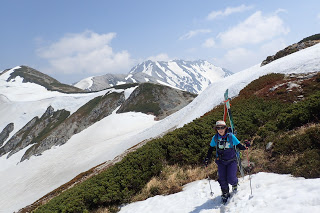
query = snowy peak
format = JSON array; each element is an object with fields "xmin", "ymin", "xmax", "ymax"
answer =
[
  {"xmin": 127, "ymin": 59, "xmax": 232, "ymax": 94},
  {"xmin": 75, "ymin": 60, "xmax": 232, "ymax": 94}
]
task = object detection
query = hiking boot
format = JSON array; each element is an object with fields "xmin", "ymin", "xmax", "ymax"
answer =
[
  {"xmin": 232, "ymin": 184, "xmax": 238, "ymax": 193},
  {"xmin": 221, "ymin": 188, "xmax": 230, "ymax": 204}
]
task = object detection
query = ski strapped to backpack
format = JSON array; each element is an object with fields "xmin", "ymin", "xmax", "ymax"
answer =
[{"xmin": 224, "ymin": 89, "xmax": 245, "ymax": 177}]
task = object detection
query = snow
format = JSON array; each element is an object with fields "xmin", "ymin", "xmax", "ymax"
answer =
[
  {"xmin": 1, "ymin": 43, "xmax": 320, "ymax": 212},
  {"xmin": 119, "ymin": 173, "xmax": 320, "ymax": 213},
  {"xmin": 0, "ymin": 109, "xmax": 157, "ymax": 213},
  {"xmin": 0, "ymin": 72, "xmax": 157, "ymax": 212},
  {"xmin": 74, "ymin": 76, "xmax": 93, "ymax": 90},
  {"xmin": 117, "ymin": 81, "xmax": 127, "ymax": 85},
  {"xmin": 167, "ymin": 61, "xmax": 189, "ymax": 78}
]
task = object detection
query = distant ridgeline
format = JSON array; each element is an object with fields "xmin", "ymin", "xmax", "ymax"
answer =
[
  {"xmin": 5, "ymin": 66, "xmax": 85, "ymax": 93},
  {"xmin": 261, "ymin": 33, "xmax": 320, "ymax": 66}
]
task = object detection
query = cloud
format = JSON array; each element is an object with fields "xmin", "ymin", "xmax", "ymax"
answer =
[
  {"xmin": 147, "ymin": 53, "xmax": 170, "ymax": 61},
  {"xmin": 274, "ymin": 8, "xmax": 288, "ymax": 15},
  {"xmin": 260, "ymin": 38, "xmax": 287, "ymax": 55},
  {"xmin": 202, "ymin": 38, "xmax": 215, "ymax": 48},
  {"xmin": 37, "ymin": 30, "xmax": 134, "ymax": 76},
  {"xmin": 179, "ymin": 29, "xmax": 211, "ymax": 40},
  {"xmin": 318, "ymin": 13, "xmax": 320, "ymax": 20},
  {"xmin": 213, "ymin": 38, "xmax": 288, "ymax": 72},
  {"xmin": 207, "ymin": 4, "xmax": 253, "ymax": 20},
  {"xmin": 213, "ymin": 47, "xmax": 256, "ymax": 72},
  {"xmin": 217, "ymin": 11, "xmax": 290, "ymax": 47}
]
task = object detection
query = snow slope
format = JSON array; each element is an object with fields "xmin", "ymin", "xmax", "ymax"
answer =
[
  {"xmin": 0, "ymin": 67, "xmax": 114, "ymax": 141},
  {"xmin": 119, "ymin": 172, "xmax": 320, "ymax": 213},
  {"xmin": 0, "ymin": 43, "xmax": 320, "ymax": 213}
]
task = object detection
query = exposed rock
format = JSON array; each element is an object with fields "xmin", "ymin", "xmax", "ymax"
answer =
[
  {"xmin": 21, "ymin": 91, "xmax": 125, "ymax": 161},
  {"xmin": 0, "ymin": 106, "xmax": 70, "ymax": 159},
  {"xmin": 0, "ymin": 117, "xmax": 39, "ymax": 157},
  {"xmin": 261, "ymin": 40, "xmax": 320, "ymax": 66},
  {"xmin": 241, "ymin": 159, "xmax": 255, "ymax": 172},
  {"xmin": 0, "ymin": 123, "xmax": 14, "ymax": 147},
  {"xmin": 266, "ymin": 142, "xmax": 273, "ymax": 151}
]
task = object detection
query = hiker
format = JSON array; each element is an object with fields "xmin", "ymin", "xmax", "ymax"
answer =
[{"xmin": 204, "ymin": 120, "xmax": 250, "ymax": 203}]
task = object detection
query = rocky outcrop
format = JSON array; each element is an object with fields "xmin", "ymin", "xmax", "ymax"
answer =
[
  {"xmin": 261, "ymin": 40, "xmax": 320, "ymax": 66},
  {"xmin": 0, "ymin": 123, "xmax": 14, "ymax": 147},
  {"xmin": 0, "ymin": 106, "xmax": 70, "ymax": 158},
  {"xmin": 117, "ymin": 83, "xmax": 197, "ymax": 120},
  {"xmin": 21, "ymin": 91, "xmax": 125, "ymax": 161}
]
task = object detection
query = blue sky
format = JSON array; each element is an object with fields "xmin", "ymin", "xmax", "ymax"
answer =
[{"xmin": 1, "ymin": 0, "xmax": 319, "ymax": 83}]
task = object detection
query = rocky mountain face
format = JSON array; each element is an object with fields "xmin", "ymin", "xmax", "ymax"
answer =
[
  {"xmin": 117, "ymin": 83, "xmax": 197, "ymax": 120},
  {"xmin": 261, "ymin": 36, "xmax": 320, "ymax": 66},
  {"xmin": 1, "ymin": 65, "xmax": 84, "ymax": 93},
  {"xmin": 0, "ymin": 123, "xmax": 14, "ymax": 147},
  {"xmin": 0, "ymin": 81, "xmax": 196, "ymax": 162},
  {"xmin": 74, "ymin": 60, "xmax": 232, "ymax": 94}
]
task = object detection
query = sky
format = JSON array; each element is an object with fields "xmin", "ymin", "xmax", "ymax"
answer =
[{"xmin": 1, "ymin": 0, "xmax": 319, "ymax": 84}]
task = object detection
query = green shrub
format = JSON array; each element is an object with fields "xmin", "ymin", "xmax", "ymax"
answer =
[
  {"xmin": 298, "ymin": 33, "xmax": 320, "ymax": 43},
  {"xmin": 34, "ymin": 141, "xmax": 165, "ymax": 212},
  {"xmin": 293, "ymin": 149, "xmax": 320, "ymax": 178},
  {"xmin": 277, "ymin": 91, "xmax": 320, "ymax": 130},
  {"xmin": 239, "ymin": 73, "xmax": 284, "ymax": 97}
]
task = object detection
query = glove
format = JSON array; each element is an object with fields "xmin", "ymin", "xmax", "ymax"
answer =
[
  {"xmin": 244, "ymin": 140, "xmax": 251, "ymax": 148},
  {"xmin": 204, "ymin": 158, "xmax": 209, "ymax": 167}
]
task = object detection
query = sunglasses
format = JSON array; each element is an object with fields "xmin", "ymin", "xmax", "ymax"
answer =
[{"xmin": 216, "ymin": 126, "xmax": 226, "ymax": 130}]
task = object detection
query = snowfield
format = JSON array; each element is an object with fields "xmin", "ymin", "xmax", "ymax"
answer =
[
  {"xmin": 119, "ymin": 173, "xmax": 320, "ymax": 213},
  {"xmin": 0, "ymin": 43, "xmax": 320, "ymax": 212}
]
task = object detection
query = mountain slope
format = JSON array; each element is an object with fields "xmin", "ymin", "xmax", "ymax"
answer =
[
  {"xmin": 18, "ymin": 44, "xmax": 320, "ymax": 212},
  {"xmin": 75, "ymin": 60, "xmax": 232, "ymax": 94},
  {"xmin": 117, "ymin": 83, "xmax": 197, "ymax": 120},
  {"xmin": 119, "ymin": 173, "xmax": 320, "ymax": 213},
  {"xmin": 0, "ymin": 74, "xmax": 196, "ymax": 162},
  {"xmin": 261, "ymin": 33, "xmax": 320, "ymax": 66},
  {"xmin": 1, "ymin": 65, "xmax": 84, "ymax": 93}
]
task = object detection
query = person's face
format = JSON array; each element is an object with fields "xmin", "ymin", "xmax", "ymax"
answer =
[{"xmin": 216, "ymin": 125, "xmax": 227, "ymax": 135}]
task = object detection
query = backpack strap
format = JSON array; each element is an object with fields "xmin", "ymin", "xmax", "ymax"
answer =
[
  {"xmin": 214, "ymin": 134, "xmax": 218, "ymax": 158},
  {"xmin": 214, "ymin": 133, "xmax": 233, "ymax": 158}
]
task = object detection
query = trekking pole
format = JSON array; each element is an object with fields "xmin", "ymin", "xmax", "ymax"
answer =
[
  {"xmin": 246, "ymin": 147, "xmax": 253, "ymax": 198},
  {"xmin": 207, "ymin": 175, "xmax": 214, "ymax": 196}
]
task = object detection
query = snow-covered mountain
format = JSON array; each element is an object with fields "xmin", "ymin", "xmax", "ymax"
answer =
[
  {"xmin": 1, "ymin": 43, "xmax": 320, "ymax": 213},
  {"xmin": 0, "ymin": 68, "xmax": 195, "ymax": 163},
  {"xmin": 74, "ymin": 60, "xmax": 233, "ymax": 94}
]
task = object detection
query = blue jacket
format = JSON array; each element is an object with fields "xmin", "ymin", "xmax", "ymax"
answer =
[
  {"xmin": 210, "ymin": 133, "xmax": 240, "ymax": 148},
  {"xmin": 206, "ymin": 133, "xmax": 244, "ymax": 162}
]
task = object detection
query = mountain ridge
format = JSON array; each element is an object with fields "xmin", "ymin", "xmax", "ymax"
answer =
[
  {"xmin": 1, "ymin": 65, "xmax": 85, "ymax": 93},
  {"xmin": 75, "ymin": 59, "xmax": 232, "ymax": 94}
]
